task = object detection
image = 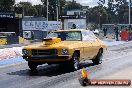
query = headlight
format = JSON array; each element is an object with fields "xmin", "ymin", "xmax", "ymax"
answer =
[
  {"xmin": 61, "ymin": 49, "xmax": 68, "ymax": 55},
  {"xmin": 22, "ymin": 49, "xmax": 29, "ymax": 55}
]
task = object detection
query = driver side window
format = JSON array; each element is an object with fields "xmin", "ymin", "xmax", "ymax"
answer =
[{"xmin": 66, "ymin": 32, "xmax": 81, "ymax": 40}]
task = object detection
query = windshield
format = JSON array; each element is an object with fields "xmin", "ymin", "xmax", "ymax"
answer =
[{"xmin": 46, "ymin": 31, "xmax": 82, "ymax": 41}]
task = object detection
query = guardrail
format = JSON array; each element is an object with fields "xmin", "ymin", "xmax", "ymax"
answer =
[{"xmin": 0, "ymin": 38, "xmax": 7, "ymax": 45}]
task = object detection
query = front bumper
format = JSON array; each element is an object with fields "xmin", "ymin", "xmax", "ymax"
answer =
[{"xmin": 23, "ymin": 55, "xmax": 71, "ymax": 63}]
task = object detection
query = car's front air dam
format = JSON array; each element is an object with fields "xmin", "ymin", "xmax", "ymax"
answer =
[{"xmin": 23, "ymin": 55, "xmax": 72, "ymax": 63}]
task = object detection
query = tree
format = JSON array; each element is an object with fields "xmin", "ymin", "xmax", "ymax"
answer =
[
  {"xmin": 15, "ymin": 2, "xmax": 37, "ymax": 16},
  {"xmin": 107, "ymin": 0, "xmax": 130, "ymax": 23},
  {"xmin": 98, "ymin": 0, "xmax": 105, "ymax": 6},
  {"xmin": 98, "ymin": 0, "xmax": 130, "ymax": 23},
  {"xmin": 34, "ymin": 4, "xmax": 47, "ymax": 17},
  {"xmin": 64, "ymin": 0, "xmax": 82, "ymax": 11},
  {"xmin": 41, "ymin": 0, "xmax": 66, "ymax": 20},
  {"xmin": 59, "ymin": 0, "xmax": 66, "ymax": 15},
  {"xmin": 88, "ymin": 6, "xmax": 108, "ymax": 26},
  {"xmin": 0, "ymin": 0, "xmax": 15, "ymax": 11},
  {"xmin": 117, "ymin": 1, "xmax": 129, "ymax": 23},
  {"xmin": 41, "ymin": 0, "xmax": 56, "ymax": 20}
]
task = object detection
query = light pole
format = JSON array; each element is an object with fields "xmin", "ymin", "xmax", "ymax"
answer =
[
  {"xmin": 56, "ymin": 0, "xmax": 59, "ymax": 29},
  {"xmin": 56, "ymin": 0, "xmax": 59, "ymax": 22},
  {"xmin": 47, "ymin": 0, "xmax": 49, "ymax": 31},
  {"xmin": 129, "ymin": 0, "xmax": 131, "ymax": 25},
  {"xmin": 98, "ymin": 5, "xmax": 102, "ymax": 29},
  {"xmin": 22, "ymin": 6, "xmax": 24, "ymax": 17},
  {"xmin": 47, "ymin": 0, "xmax": 49, "ymax": 21}
]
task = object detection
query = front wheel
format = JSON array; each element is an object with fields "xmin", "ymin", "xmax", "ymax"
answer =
[
  {"xmin": 28, "ymin": 62, "xmax": 38, "ymax": 71},
  {"xmin": 59, "ymin": 52, "xmax": 80, "ymax": 71},
  {"xmin": 92, "ymin": 49, "xmax": 103, "ymax": 65},
  {"xmin": 70, "ymin": 52, "xmax": 80, "ymax": 70}
]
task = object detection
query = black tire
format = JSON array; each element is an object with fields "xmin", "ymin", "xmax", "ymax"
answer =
[
  {"xmin": 47, "ymin": 63, "xmax": 52, "ymax": 65},
  {"xmin": 28, "ymin": 62, "xmax": 38, "ymax": 71},
  {"xmin": 58, "ymin": 63, "xmax": 67, "ymax": 71},
  {"xmin": 70, "ymin": 52, "xmax": 80, "ymax": 70},
  {"xmin": 92, "ymin": 49, "xmax": 103, "ymax": 65},
  {"xmin": 59, "ymin": 52, "xmax": 80, "ymax": 71}
]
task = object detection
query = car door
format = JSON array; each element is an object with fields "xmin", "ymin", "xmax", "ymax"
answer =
[
  {"xmin": 87, "ymin": 31, "xmax": 100, "ymax": 58},
  {"xmin": 82, "ymin": 31, "xmax": 94, "ymax": 59}
]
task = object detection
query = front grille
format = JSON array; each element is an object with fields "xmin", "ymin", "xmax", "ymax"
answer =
[{"xmin": 32, "ymin": 49, "xmax": 57, "ymax": 56}]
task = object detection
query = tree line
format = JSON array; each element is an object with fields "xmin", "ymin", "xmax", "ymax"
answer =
[
  {"xmin": 0, "ymin": 0, "xmax": 82, "ymax": 21},
  {"xmin": 0, "ymin": 0, "xmax": 132, "ymax": 24}
]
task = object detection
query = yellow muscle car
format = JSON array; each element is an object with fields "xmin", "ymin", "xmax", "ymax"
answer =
[{"xmin": 22, "ymin": 29, "xmax": 106, "ymax": 71}]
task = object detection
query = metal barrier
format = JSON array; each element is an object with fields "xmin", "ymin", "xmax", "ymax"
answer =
[
  {"xmin": 0, "ymin": 32, "xmax": 18, "ymax": 45},
  {"xmin": 0, "ymin": 37, "xmax": 7, "ymax": 45}
]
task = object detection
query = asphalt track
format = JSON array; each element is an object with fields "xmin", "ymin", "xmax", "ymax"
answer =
[{"xmin": 0, "ymin": 42, "xmax": 132, "ymax": 88}]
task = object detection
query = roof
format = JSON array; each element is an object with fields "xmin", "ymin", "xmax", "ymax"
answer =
[
  {"xmin": 23, "ymin": 16, "xmax": 47, "ymax": 21},
  {"xmin": 52, "ymin": 29, "xmax": 89, "ymax": 32},
  {"xmin": 67, "ymin": 10, "xmax": 82, "ymax": 11}
]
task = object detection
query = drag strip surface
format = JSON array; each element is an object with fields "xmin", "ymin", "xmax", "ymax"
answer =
[{"xmin": 0, "ymin": 43, "xmax": 132, "ymax": 88}]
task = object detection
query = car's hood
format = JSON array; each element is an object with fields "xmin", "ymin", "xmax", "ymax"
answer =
[
  {"xmin": 24, "ymin": 41, "xmax": 82, "ymax": 49},
  {"xmin": 51, "ymin": 41, "xmax": 82, "ymax": 49}
]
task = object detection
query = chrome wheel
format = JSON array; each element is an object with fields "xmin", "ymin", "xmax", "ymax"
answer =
[
  {"xmin": 72, "ymin": 53, "xmax": 80, "ymax": 70},
  {"xmin": 73, "ymin": 55, "xmax": 79, "ymax": 70},
  {"xmin": 28, "ymin": 62, "xmax": 38, "ymax": 71}
]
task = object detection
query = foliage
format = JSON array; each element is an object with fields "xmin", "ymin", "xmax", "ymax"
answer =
[
  {"xmin": 98, "ymin": 0, "xmax": 132, "ymax": 24},
  {"xmin": 87, "ymin": 6, "xmax": 108, "ymax": 25},
  {"xmin": 15, "ymin": 2, "xmax": 37, "ymax": 16},
  {"xmin": 0, "ymin": 0, "xmax": 15, "ymax": 11},
  {"xmin": 34, "ymin": 4, "xmax": 46, "ymax": 17},
  {"xmin": 41, "ymin": 0, "xmax": 66, "ymax": 20},
  {"xmin": 64, "ymin": 0, "xmax": 82, "ymax": 11},
  {"xmin": 1, "ymin": 0, "xmax": 132, "ymax": 24}
]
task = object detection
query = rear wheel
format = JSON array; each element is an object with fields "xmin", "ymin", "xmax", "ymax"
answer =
[
  {"xmin": 28, "ymin": 61, "xmax": 38, "ymax": 71},
  {"xmin": 92, "ymin": 49, "xmax": 103, "ymax": 65}
]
